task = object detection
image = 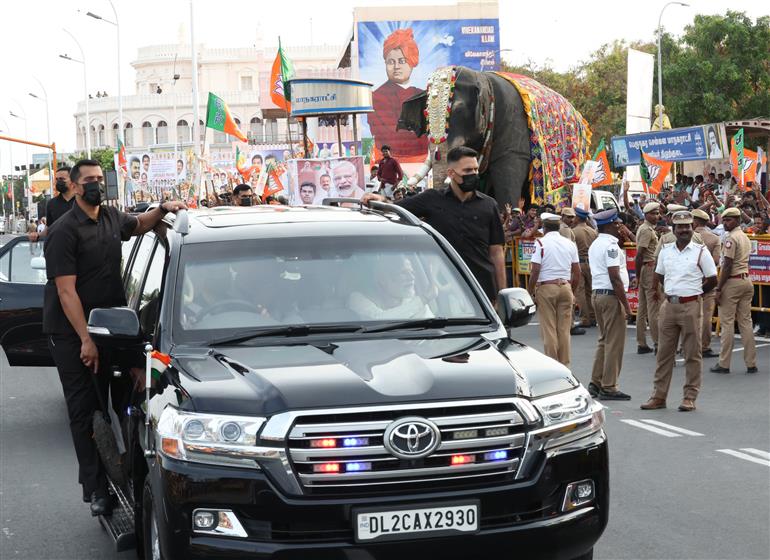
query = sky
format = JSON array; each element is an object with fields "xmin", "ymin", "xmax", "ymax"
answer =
[{"xmin": 0, "ymin": 0, "xmax": 766, "ymax": 173}]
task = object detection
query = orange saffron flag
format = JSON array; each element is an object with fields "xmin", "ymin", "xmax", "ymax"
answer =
[
  {"xmin": 205, "ymin": 92, "xmax": 247, "ymax": 143},
  {"xmin": 591, "ymin": 139, "xmax": 613, "ymax": 187},
  {"xmin": 639, "ymin": 150, "xmax": 672, "ymax": 195}
]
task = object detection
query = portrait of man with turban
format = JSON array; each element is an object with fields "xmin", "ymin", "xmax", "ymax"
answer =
[{"xmin": 368, "ymin": 28, "xmax": 429, "ymax": 162}]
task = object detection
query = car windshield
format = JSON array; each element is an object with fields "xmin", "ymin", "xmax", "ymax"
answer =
[{"xmin": 173, "ymin": 234, "xmax": 488, "ymax": 343}]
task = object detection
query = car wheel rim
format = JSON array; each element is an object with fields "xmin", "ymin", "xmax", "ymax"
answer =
[{"xmin": 151, "ymin": 507, "xmax": 161, "ymax": 560}]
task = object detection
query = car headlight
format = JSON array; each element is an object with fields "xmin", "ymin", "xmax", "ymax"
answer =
[
  {"xmin": 156, "ymin": 407, "xmax": 276, "ymax": 468},
  {"xmin": 531, "ymin": 386, "xmax": 604, "ymax": 450}
]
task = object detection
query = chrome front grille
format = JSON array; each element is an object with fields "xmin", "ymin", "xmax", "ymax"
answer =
[{"xmin": 286, "ymin": 399, "xmax": 531, "ymax": 493}]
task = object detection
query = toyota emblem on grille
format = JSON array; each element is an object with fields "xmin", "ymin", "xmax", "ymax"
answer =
[{"xmin": 383, "ymin": 417, "xmax": 441, "ymax": 460}]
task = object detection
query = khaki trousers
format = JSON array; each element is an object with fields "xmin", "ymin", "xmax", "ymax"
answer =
[
  {"xmin": 701, "ymin": 291, "xmax": 717, "ymax": 351},
  {"xmin": 635, "ymin": 264, "xmax": 660, "ymax": 347},
  {"xmin": 536, "ymin": 283, "xmax": 574, "ymax": 368},
  {"xmin": 653, "ymin": 299, "xmax": 703, "ymax": 401},
  {"xmin": 591, "ymin": 294, "xmax": 626, "ymax": 391},
  {"xmin": 576, "ymin": 263, "xmax": 595, "ymax": 325},
  {"xmin": 718, "ymin": 278, "xmax": 757, "ymax": 369}
]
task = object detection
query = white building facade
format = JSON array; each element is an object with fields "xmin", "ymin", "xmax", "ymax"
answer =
[{"xmin": 73, "ymin": 41, "xmax": 354, "ymax": 153}]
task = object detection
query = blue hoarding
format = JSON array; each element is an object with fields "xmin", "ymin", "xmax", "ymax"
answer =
[
  {"xmin": 357, "ymin": 18, "xmax": 500, "ymax": 162},
  {"xmin": 611, "ymin": 124, "xmax": 729, "ymax": 167}
]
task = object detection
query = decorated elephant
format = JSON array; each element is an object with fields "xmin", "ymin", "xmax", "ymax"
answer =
[{"xmin": 397, "ymin": 66, "xmax": 592, "ymax": 207}]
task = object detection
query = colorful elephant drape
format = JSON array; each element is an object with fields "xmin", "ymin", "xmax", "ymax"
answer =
[{"xmin": 495, "ymin": 73, "xmax": 592, "ymax": 205}]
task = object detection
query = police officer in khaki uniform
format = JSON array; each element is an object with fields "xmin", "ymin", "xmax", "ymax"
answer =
[
  {"xmin": 589, "ymin": 210, "xmax": 632, "ymax": 400},
  {"xmin": 559, "ymin": 207, "xmax": 577, "ymax": 242},
  {"xmin": 528, "ymin": 213, "xmax": 581, "ymax": 368},
  {"xmin": 655, "ymin": 204, "xmax": 704, "ymax": 253},
  {"xmin": 634, "ymin": 202, "xmax": 661, "ymax": 353},
  {"xmin": 641, "ymin": 211, "xmax": 717, "ymax": 411},
  {"xmin": 692, "ymin": 209, "xmax": 721, "ymax": 357},
  {"xmin": 711, "ymin": 207, "xmax": 758, "ymax": 374},
  {"xmin": 573, "ymin": 208, "xmax": 598, "ymax": 327}
]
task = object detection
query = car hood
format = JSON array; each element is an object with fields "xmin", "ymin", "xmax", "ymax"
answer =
[{"xmin": 171, "ymin": 335, "xmax": 576, "ymax": 416}]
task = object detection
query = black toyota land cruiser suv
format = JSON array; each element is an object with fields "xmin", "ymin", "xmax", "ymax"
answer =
[{"xmin": 0, "ymin": 201, "xmax": 608, "ymax": 559}]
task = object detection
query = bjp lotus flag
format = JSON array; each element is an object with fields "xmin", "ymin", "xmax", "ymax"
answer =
[
  {"xmin": 116, "ymin": 137, "xmax": 127, "ymax": 174},
  {"xmin": 639, "ymin": 150, "xmax": 672, "ymax": 195},
  {"xmin": 205, "ymin": 92, "xmax": 247, "ymax": 143},
  {"xmin": 591, "ymin": 139, "xmax": 613, "ymax": 187},
  {"xmin": 730, "ymin": 138, "xmax": 757, "ymax": 190},
  {"xmin": 235, "ymin": 146, "xmax": 258, "ymax": 181},
  {"xmin": 270, "ymin": 38, "xmax": 295, "ymax": 112}
]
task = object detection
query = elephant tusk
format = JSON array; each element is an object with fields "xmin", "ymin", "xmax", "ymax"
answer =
[{"xmin": 408, "ymin": 153, "xmax": 433, "ymax": 186}]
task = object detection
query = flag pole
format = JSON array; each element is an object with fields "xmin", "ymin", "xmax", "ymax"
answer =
[{"xmin": 279, "ymin": 37, "xmax": 296, "ymax": 159}]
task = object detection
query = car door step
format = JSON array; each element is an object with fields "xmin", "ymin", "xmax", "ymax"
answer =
[{"xmin": 98, "ymin": 479, "xmax": 136, "ymax": 552}]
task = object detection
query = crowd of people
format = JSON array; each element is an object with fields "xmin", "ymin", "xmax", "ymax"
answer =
[{"xmin": 517, "ymin": 173, "xmax": 768, "ymax": 412}]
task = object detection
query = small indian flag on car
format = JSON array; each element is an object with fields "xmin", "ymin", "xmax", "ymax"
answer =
[{"xmin": 151, "ymin": 351, "xmax": 172, "ymax": 380}]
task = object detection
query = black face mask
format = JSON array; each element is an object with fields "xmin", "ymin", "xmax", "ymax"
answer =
[
  {"xmin": 55, "ymin": 179, "xmax": 69, "ymax": 194},
  {"xmin": 457, "ymin": 173, "xmax": 480, "ymax": 193},
  {"xmin": 239, "ymin": 197, "xmax": 253, "ymax": 207},
  {"xmin": 82, "ymin": 181, "xmax": 105, "ymax": 206}
]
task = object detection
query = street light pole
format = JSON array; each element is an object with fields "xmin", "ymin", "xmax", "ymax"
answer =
[
  {"xmin": 61, "ymin": 28, "xmax": 90, "ymax": 158},
  {"xmin": 656, "ymin": 2, "xmax": 689, "ymax": 130},
  {"xmin": 9, "ymin": 104, "xmax": 31, "ymax": 219},
  {"xmin": 29, "ymin": 76, "xmax": 53, "ymax": 198},
  {"xmin": 0, "ymin": 117, "xmax": 10, "ymax": 221},
  {"xmin": 86, "ymin": 1, "xmax": 123, "ymax": 147},
  {"xmin": 190, "ymin": 0, "xmax": 202, "ymax": 199}
]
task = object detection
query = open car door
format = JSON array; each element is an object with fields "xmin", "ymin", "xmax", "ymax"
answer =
[{"xmin": 0, "ymin": 236, "xmax": 53, "ymax": 367}]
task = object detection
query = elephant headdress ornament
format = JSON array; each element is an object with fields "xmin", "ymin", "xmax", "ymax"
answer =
[{"xmin": 398, "ymin": 66, "xmax": 591, "ymax": 207}]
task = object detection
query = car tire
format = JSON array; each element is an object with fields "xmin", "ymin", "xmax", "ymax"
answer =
[
  {"xmin": 572, "ymin": 549, "xmax": 594, "ymax": 560},
  {"xmin": 142, "ymin": 479, "xmax": 165, "ymax": 560}
]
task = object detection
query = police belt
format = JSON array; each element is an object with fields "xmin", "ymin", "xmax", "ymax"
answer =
[
  {"xmin": 592, "ymin": 289, "xmax": 615, "ymax": 295},
  {"xmin": 666, "ymin": 295, "xmax": 700, "ymax": 304}
]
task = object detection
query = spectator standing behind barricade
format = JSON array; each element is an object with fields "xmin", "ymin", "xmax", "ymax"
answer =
[
  {"xmin": 573, "ymin": 208, "xmax": 598, "ymax": 328},
  {"xmin": 375, "ymin": 145, "xmax": 403, "ymax": 199},
  {"xmin": 641, "ymin": 211, "xmax": 717, "ymax": 412},
  {"xmin": 710, "ymin": 207, "xmax": 758, "ymax": 374},
  {"xmin": 527, "ymin": 213, "xmax": 581, "ymax": 368},
  {"xmin": 635, "ymin": 202, "xmax": 662, "ymax": 354},
  {"xmin": 588, "ymin": 209, "xmax": 633, "ymax": 401},
  {"xmin": 692, "ymin": 209, "xmax": 722, "ymax": 358}
]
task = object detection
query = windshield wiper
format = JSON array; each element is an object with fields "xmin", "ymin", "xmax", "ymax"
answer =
[
  {"xmin": 208, "ymin": 324, "xmax": 363, "ymax": 346},
  {"xmin": 360, "ymin": 317, "xmax": 492, "ymax": 334}
]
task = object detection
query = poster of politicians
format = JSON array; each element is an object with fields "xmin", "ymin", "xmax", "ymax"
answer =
[
  {"xmin": 356, "ymin": 18, "xmax": 500, "ymax": 163},
  {"xmin": 288, "ymin": 156, "xmax": 366, "ymax": 205}
]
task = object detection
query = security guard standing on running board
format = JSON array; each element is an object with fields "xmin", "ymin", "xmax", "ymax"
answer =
[
  {"xmin": 634, "ymin": 202, "xmax": 661, "ymax": 354},
  {"xmin": 641, "ymin": 211, "xmax": 717, "ymax": 412},
  {"xmin": 710, "ymin": 207, "xmax": 758, "ymax": 374},
  {"xmin": 691, "ymin": 209, "xmax": 721, "ymax": 358},
  {"xmin": 588, "ymin": 209, "xmax": 632, "ymax": 401},
  {"xmin": 527, "ymin": 213, "xmax": 581, "ymax": 369}
]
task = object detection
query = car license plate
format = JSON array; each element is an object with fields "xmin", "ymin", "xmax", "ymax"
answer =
[{"xmin": 354, "ymin": 501, "xmax": 479, "ymax": 542}]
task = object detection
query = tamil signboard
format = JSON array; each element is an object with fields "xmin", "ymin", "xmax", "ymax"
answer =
[
  {"xmin": 611, "ymin": 123, "xmax": 728, "ymax": 167},
  {"xmin": 288, "ymin": 79, "xmax": 373, "ymax": 117}
]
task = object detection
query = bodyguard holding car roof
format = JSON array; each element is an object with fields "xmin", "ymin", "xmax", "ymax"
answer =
[{"xmin": 43, "ymin": 159, "xmax": 186, "ymax": 516}]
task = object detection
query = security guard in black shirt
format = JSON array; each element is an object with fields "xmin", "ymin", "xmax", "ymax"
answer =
[
  {"xmin": 28, "ymin": 166, "xmax": 75, "ymax": 241},
  {"xmin": 43, "ymin": 159, "xmax": 186, "ymax": 516},
  {"xmin": 362, "ymin": 146, "xmax": 507, "ymax": 301}
]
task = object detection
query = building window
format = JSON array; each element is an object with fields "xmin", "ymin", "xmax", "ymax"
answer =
[
  {"xmin": 265, "ymin": 119, "xmax": 278, "ymax": 142},
  {"xmin": 156, "ymin": 121, "xmax": 168, "ymax": 144},
  {"xmin": 249, "ymin": 117, "xmax": 263, "ymax": 142},
  {"xmin": 240, "ymin": 75, "xmax": 253, "ymax": 91},
  {"xmin": 177, "ymin": 119, "xmax": 190, "ymax": 143},
  {"xmin": 124, "ymin": 122, "xmax": 133, "ymax": 147},
  {"xmin": 79, "ymin": 127, "xmax": 86, "ymax": 149},
  {"xmin": 97, "ymin": 125, "xmax": 105, "ymax": 147},
  {"xmin": 142, "ymin": 121, "xmax": 153, "ymax": 146},
  {"xmin": 112, "ymin": 123, "xmax": 120, "ymax": 146},
  {"xmin": 149, "ymin": 83, "xmax": 159, "ymax": 95},
  {"xmin": 199, "ymin": 120, "xmax": 205, "ymax": 143},
  {"xmin": 90, "ymin": 126, "xmax": 97, "ymax": 148}
]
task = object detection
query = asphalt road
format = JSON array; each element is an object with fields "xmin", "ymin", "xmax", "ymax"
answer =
[{"xmin": 1, "ymin": 321, "xmax": 768, "ymax": 560}]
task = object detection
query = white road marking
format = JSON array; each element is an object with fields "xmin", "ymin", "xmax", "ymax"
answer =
[
  {"xmin": 733, "ymin": 343, "xmax": 770, "ymax": 353},
  {"xmin": 716, "ymin": 449, "xmax": 770, "ymax": 468},
  {"xmin": 638, "ymin": 419, "xmax": 704, "ymax": 436},
  {"xmin": 620, "ymin": 419, "xmax": 681, "ymax": 437},
  {"xmin": 740, "ymin": 448, "xmax": 770, "ymax": 460}
]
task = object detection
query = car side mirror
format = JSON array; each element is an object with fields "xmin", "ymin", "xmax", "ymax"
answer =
[
  {"xmin": 88, "ymin": 307, "xmax": 141, "ymax": 341},
  {"xmin": 30, "ymin": 256, "xmax": 46, "ymax": 270},
  {"xmin": 497, "ymin": 288, "xmax": 536, "ymax": 328}
]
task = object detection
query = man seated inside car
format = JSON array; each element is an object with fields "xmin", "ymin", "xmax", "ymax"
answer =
[{"xmin": 348, "ymin": 255, "xmax": 435, "ymax": 320}]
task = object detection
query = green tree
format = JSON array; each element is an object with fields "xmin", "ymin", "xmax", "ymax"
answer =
[
  {"xmin": 68, "ymin": 147, "xmax": 116, "ymax": 171},
  {"xmin": 658, "ymin": 11, "xmax": 770, "ymax": 128}
]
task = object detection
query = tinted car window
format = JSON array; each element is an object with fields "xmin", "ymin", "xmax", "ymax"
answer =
[
  {"xmin": 125, "ymin": 234, "xmax": 155, "ymax": 308},
  {"xmin": 0, "ymin": 241, "xmax": 46, "ymax": 284},
  {"xmin": 121, "ymin": 237, "xmax": 138, "ymax": 277},
  {"xmin": 137, "ymin": 241, "xmax": 166, "ymax": 337},
  {"xmin": 173, "ymin": 234, "xmax": 486, "ymax": 343}
]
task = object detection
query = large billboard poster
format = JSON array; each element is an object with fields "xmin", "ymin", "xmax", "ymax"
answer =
[
  {"xmin": 611, "ymin": 123, "xmax": 728, "ymax": 167},
  {"xmin": 288, "ymin": 156, "xmax": 366, "ymax": 205},
  {"xmin": 357, "ymin": 18, "xmax": 500, "ymax": 163}
]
